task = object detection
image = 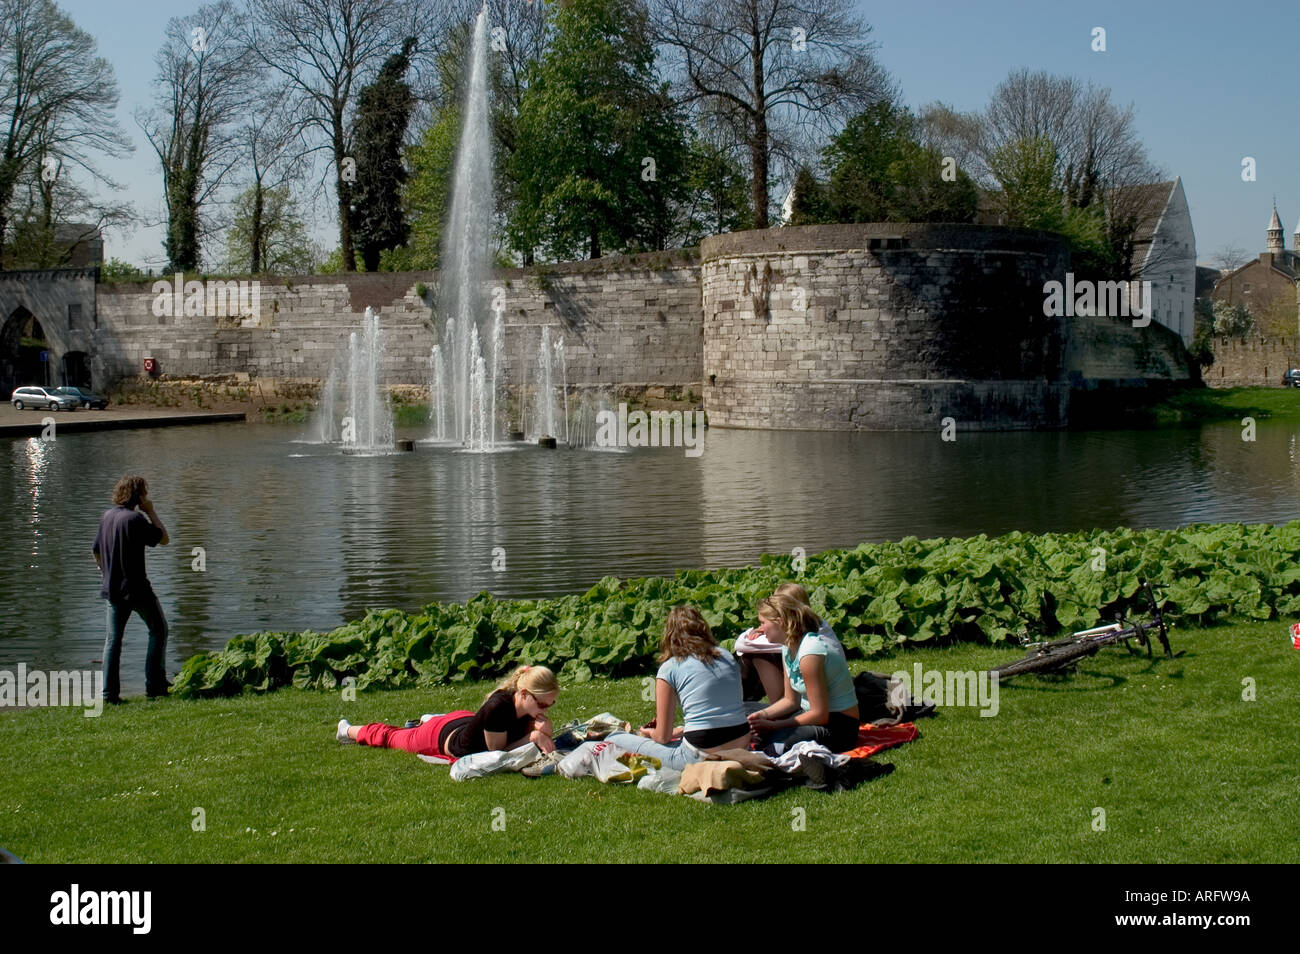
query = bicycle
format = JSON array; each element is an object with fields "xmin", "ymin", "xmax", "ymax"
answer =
[{"xmin": 990, "ymin": 581, "xmax": 1178, "ymax": 681}]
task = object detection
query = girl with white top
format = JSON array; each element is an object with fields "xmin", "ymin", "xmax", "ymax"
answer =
[{"xmin": 735, "ymin": 582, "xmax": 844, "ymax": 702}]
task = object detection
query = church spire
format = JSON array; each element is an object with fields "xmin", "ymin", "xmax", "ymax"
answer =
[{"xmin": 1267, "ymin": 200, "xmax": 1284, "ymax": 254}]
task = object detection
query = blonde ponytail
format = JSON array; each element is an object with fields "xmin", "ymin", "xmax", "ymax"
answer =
[{"xmin": 491, "ymin": 664, "xmax": 559, "ymax": 700}]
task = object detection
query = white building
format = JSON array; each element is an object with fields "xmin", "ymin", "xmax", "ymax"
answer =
[{"xmin": 1120, "ymin": 177, "xmax": 1197, "ymax": 346}]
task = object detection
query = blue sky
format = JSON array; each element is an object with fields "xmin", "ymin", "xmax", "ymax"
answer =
[{"xmin": 57, "ymin": 0, "xmax": 1300, "ymax": 269}]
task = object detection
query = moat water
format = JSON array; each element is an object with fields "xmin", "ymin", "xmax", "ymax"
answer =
[{"xmin": 3, "ymin": 418, "xmax": 1298, "ymax": 692}]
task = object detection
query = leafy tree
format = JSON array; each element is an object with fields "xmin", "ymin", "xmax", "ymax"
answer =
[
  {"xmin": 988, "ymin": 135, "xmax": 1113, "ymax": 278},
  {"xmin": 352, "ymin": 37, "xmax": 417, "ymax": 272},
  {"xmin": 99, "ymin": 257, "xmax": 149, "ymax": 282},
  {"xmin": 509, "ymin": 0, "xmax": 688, "ymax": 260},
  {"xmin": 673, "ymin": 130, "xmax": 752, "ymax": 242},
  {"xmin": 821, "ymin": 102, "xmax": 977, "ymax": 223},
  {"xmin": 988, "ymin": 136, "xmax": 1061, "ymax": 230},
  {"xmin": 786, "ymin": 164, "xmax": 830, "ymax": 225},
  {"xmin": 316, "ymin": 246, "xmax": 363, "ymax": 273},
  {"xmin": 386, "ymin": 103, "xmax": 458, "ymax": 271},
  {"xmin": 222, "ymin": 185, "xmax": 318, "ymax": 275}
]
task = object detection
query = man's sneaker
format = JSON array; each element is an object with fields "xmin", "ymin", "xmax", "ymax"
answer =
[{"xmin": 336, "ymin": 719, "xmax": 355, "ymax": 744}]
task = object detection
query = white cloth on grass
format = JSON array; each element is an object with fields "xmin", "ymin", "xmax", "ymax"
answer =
[{"xmin": 769, "ymin": 740, "xmax": 849, "ymax": 772}]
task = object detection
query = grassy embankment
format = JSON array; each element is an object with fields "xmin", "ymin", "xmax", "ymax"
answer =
[
  {"xmin": 3, "ymin": 620, "xmax": 1295, "ymax": 864},
  {"xmin": 1098, "ymin": 385, "xmax": 1300, "ymax": 428}
]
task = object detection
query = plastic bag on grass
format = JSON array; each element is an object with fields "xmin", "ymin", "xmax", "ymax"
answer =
[
  {"xmin": 449, "ymin": 743, "xmax": 541, "ymax": 781},
  {"xmin": 557, "ymin": 740, "xmax": 659, "ymax": 783}
]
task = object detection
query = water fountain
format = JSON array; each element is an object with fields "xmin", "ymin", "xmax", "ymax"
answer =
[
  {"xmin": 534, "ymin": 326, "xmax": 555, "ymax": 439},
  {"xmin": 570, "ymin": 388, "xmax": 621, "ymax": 451},
  {"xmin": 307, "ymin": 355, "xmax": 341, "ymax": 443},
  {"xmin": 528, "ymin": 326, "xmax": 570, "ymax": 446},
  {"xmin": 428, "ymin": 7, "xmax": 507, "ymax": 450},
  {"xmin": 341, "ymin": 307, "xmax": 395, "ymax": 455},
  {"xmin": 429, "ymin": 344, "xmax": 447, "ymax": 440}
]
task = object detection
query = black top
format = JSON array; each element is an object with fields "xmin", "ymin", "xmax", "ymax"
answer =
[
  {"xmin": 92, "ymin": 506, "xmax": 163, "ymax": 602},
  {"xmin": 445, "ymin": 690, "xmax": 533, "ymax": 757}
]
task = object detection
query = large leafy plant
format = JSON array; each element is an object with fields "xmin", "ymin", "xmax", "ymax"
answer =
[{"xmin": 173, "ymin": 521, "xmax": 1300, "ymax": 698}]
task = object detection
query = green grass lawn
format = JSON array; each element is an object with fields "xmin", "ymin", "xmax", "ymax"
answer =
[
  {"xmin": 2, "ymin": 621, "xmax": 1296, "ymax": 863},
  {"xmin": 1147, "ymin": 386, "xmax": 1300, "ymax": 425}
]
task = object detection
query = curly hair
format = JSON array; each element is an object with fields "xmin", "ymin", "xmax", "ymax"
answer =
[
  {"xmin": 756, "ymin": 593, "xmax": 822, "ymax": 652},
  {"xmin": 658, "ymin": 605, "xmax": 721, "ymax": 664},
  {"xmin": 111, "ymin": 475, "xmax": 149, "ymax": 508}
]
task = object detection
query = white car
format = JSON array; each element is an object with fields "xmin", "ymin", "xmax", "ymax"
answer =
[{"xmin": 10, "ymin": 386, "xmax": 80, "ymax": 411}]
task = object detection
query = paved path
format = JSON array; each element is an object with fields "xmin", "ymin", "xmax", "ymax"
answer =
[{"xmin": 0, "ymin": 406, "xmax": 246, "ymax": 437}]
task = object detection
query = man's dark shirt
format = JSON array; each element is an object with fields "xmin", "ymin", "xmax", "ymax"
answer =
[{"xmin": 93, "ymin": 505, "xmax": 163, "ymax": 602}]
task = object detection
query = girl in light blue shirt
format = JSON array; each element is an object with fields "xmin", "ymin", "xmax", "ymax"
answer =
[{"xmin": 606, "ymin": 606, "xmax": 751, "ymax": 771}]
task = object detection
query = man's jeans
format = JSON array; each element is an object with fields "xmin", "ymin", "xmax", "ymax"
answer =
[{"xmin": 103, "ymin": 594, "xmax": 169, "ymax": 700}]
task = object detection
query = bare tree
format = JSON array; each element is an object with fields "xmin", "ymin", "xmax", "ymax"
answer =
[
  {"xmin": 137, "ymin": 1, "xmax": 253, "ymax": 272},
  {"xmin": 229, "ymin": 83, "xmax": 310, "ymax": 273},
  {"xmin": 6, "ymin": 118, "xmax": 132, "ymax": 268},
  {"xmin": 652, "ymin": 0, "xmax": 894, "ymax": 229},
  {"xmin": 917, "ymin": 102, "xmax": 983, "ymax": 181},
  {"xmin": 922, "ymin": 70, "xmax": 1168, "ymax": 278},
  {"xmin": 245, "ymin": 0, "xmax": 431, "ymax": 271},
  {"xmin": 0, "ymin": 0, "xmax": 131, "ymax": 269},
  {"xmin": 1211, "ymin": 243, "xmax": 1250, "ymax": 276}
]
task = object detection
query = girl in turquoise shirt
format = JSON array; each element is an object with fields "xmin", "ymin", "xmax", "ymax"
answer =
[{"xmin": 747, "ymin": 592, "xmax": 861, "ymax": 752}]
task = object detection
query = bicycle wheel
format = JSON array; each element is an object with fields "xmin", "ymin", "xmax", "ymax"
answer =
[{"xmin": 991, "ymin": 641, "xmax": 1100, "ymax": 680}]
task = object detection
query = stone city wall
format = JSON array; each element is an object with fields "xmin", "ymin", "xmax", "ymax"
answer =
[
  {"xmin": 91, "ymin": 250, "xmax": 704, "ymax": 396},
  {"xmin": 700, "ymin": 223, "xmax": 1073, "ymax": 430},
  {"xmin": 1064, "ymin": 314, "xmax": 1192, "ymax": 386},
  {"xmin": 8, "ymin": 228, "xmax": 1202, "ymax": 430},
  {"xmin": 1204, "ymin": 335, "xmax": 1300, "ymax": 388}
]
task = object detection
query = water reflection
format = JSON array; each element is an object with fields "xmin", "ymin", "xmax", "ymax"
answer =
[{"xmin": 1, "ymin": 419, "xmax": 1297, "ymax": 692}]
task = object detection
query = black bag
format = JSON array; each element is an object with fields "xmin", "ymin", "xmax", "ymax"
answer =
[{"xmin": 853, "ymin": 670, "xmax": 936, "ymax": 725}]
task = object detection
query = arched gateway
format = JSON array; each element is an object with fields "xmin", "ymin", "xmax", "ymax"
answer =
[{"xmin": 0, "ymin": 268, "xmax": 98, "ymax": 397}]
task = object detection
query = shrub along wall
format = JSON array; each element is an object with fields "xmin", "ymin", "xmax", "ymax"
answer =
[{"xmin": 171, "ymin": 521, "xmax": 1300, "ymax": 698}]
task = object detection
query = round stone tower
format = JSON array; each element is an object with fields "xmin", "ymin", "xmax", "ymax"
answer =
[{"xmin": 700, "ymin": 223, "xmax": 1071, "ymax": 431}]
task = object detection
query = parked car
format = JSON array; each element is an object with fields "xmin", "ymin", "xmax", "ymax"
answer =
[
  {"xmin": 55, "ymin": 386, "xmax": 109, "ymax": 409},
  {"xmin": 1283, "ymin": 369, "xmax": 1300, "ymax": 388},
  {"xmin": 10, "ymin": 386, "xmax": 79, "ymax": 411}
]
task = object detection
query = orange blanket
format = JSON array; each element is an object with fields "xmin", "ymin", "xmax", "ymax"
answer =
[{"xmin": 842, "ymin": 722, "xmax": 919, "ymax": 759}]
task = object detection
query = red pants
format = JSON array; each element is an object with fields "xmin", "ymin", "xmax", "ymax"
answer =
[{"xmin": 356, "ymin": 711, "xmax": 474, "ymax": 759}]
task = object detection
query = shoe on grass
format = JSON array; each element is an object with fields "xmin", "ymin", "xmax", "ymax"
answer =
[
  {"xmin": 521, "ymin": 750, "xmax": 565, "ymax": 777},
  {"xmin": 337, "ymin": 719, "xmax": 355, "ymax": 744}
]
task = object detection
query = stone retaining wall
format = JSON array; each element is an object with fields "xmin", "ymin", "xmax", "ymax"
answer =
[
  {"xmin": 1205, "ymin": 335, "xmax": 1300, "ymax": 387},
  {"xmin": 700, "ymin": 224, "xmax": 1072, "ymax": 430},
  {"xmin": 91, "ymin": 250, "xmax": 703, "ymax": 397},
  {"xmin": 6, "ymin": 230, "xmax": 1201, "ymax": 431}
]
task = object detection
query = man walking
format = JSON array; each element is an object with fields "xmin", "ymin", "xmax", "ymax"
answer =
[{"xmin": 92, "ymin": 476, "xmax": 171, "ymax": 703}]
